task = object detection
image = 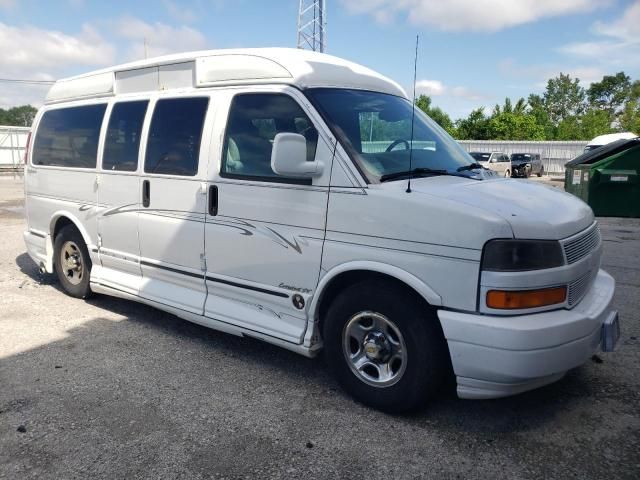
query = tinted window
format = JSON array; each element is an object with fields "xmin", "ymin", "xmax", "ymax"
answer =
[
  {"xmin": 144, "ymin": 97, "xmax": 208, "ymax": 176},
  {"xmin": 33, "ymin": 104, "xmax": 106, "ymax": 168},
  {"xmin": 222, "ymin": 94, "xmax": 318, "ymax": 182},
  {"xmin": 103, "ymin": 101, "xmax": 148, "ymax": 172}
]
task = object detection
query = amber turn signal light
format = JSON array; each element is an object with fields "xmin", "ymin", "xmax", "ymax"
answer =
[{"xmin": 486, "ymin": 286, "xmax": 567, "ymax": 310}]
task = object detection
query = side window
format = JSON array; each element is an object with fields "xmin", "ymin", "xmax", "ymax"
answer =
[
  {"xmin": 103, "ymin": 100, "xmax": 148, "ymax": 172},
  {"xmin": 144, "ymin": 97, "xmax": 209, "ymax": 176},
  {"xmin": 221, "ymin": 93, "xmax": 318, "ymax": 182},
  {"xmin": 32, "ymin": 104, "xmax": 106, "ymax": 168}
]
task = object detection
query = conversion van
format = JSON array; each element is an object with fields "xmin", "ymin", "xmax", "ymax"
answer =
[
  {"xmin": 584, "ymin": 132, "xmax": 638, "ymax": 152},
  {"xmin": 23, "ymin": 48, "xmax": 619, "ymax": 412}
]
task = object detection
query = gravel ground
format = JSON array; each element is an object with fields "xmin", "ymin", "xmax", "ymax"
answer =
[{"xmin": 1, "ymin": 175, "xmax": 639, "ymax": 479}]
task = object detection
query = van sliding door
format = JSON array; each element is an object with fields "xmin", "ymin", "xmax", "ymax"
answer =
[{"xmin": 137, "ymin": 96, "xmax": 210, "ymax": 314}]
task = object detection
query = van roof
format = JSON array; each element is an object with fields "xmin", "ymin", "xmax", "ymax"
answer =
[
  {"xmin": 45, "ymin": 48, "xmax": 407, "ymax": 104},
  {"xmin": 586, "ymin": 132, "xmax": 637, "ymax": 146}
]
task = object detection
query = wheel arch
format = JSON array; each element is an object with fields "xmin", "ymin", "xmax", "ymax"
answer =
[
  {"xmin": 311, "ymin": 261, "xmax": 442, "ymax": 328},
  {"xmin": 49, "ymin": 212, "xmax": 93, "ymax": 248}
]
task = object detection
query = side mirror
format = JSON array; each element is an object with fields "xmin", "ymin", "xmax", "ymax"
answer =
[{"xmin": 271, "ymin": 132, "xmax": 324, "ymax": 178}]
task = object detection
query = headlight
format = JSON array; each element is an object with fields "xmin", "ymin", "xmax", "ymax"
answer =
[{"xmin": 482, "ymin": 239, "xmax": 564, "ymax": 271}]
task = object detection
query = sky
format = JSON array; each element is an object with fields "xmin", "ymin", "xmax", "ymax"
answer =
[{"xmin": 1, "ymin": 0, "xmax": 639, "ymax": 119}]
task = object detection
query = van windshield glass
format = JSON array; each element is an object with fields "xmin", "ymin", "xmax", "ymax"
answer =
[{"xmin": 306, "ymin": 88, "xmax": 482, "ymax": 182}]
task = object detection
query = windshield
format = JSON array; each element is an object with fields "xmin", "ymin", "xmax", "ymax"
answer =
[
  {"xmin": 306, "ymin": 88, "xmax": 480, "ymax": 182},
  {"xmin": 470, "ymin": 152, "xmax": 491, "ymax": 162},
  {"xmin": 511, "ymin": 154, "xmax": 531, "ymax": 161}
]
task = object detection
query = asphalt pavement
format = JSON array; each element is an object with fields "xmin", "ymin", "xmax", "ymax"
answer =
[{"xmin": 1, "ymin": 175, "xmax": 639, "ymax": 479}]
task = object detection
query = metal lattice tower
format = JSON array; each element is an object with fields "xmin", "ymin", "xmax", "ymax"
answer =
[{"xmin": 297, "ymin": 0, "xmax": 326, "ymax": 53}]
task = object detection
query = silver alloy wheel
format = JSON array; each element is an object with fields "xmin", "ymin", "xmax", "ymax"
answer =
[
  {"xmin": 60, "ymin": 240, "xmax": 84, "ymax": 286},
  {"xmin": 342, "ymin": 311, "xmax": 408, "ymax": 387}
]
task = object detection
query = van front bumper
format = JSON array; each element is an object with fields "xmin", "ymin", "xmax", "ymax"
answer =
[{"xmin": 438, "ymin": 269, "xmax": 617, "ymax": 399}]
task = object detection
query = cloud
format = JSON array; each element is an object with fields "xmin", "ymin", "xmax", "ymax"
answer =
[
  {"xmin": 114, "ymin": 16, "xmax": 208, "ymax": 60},
  {"xmin": 163, "ymin": 0, "xmax": 197, "ymax": 24},
  {"xmin": 0, "ymin": 22, "xmax": 115, "ymax": 75},
  {"xmin": 499, "ymin": 58, "xmax": 606, "ymax": 88},
  {"xmin": 0, "ymin": 0, "xmax": 15, "ymax": 9},
  {"xmin": 341, "ymin": 0, "xmax": 610, "ymax": 32},
  {"xmin": 415, "ymin": 79, "xmax": 445, "ymax": 96},
  {"xmin": 0, "ymin": 22, "xmax": 115, "ymax": 107},
  {"xmin": 416, "ymin": 79, "xmax": 487, "ymax": 100},
  {"xmin": 558, "ymin": 2, "xmax": 640, "ymax": 69}
]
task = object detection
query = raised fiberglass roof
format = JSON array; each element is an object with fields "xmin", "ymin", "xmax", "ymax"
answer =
[{"xmin": 45, "ymin": 48, "xmax": 407, "ymax": 104}]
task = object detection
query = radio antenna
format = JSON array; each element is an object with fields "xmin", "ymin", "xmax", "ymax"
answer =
[{"xmin": 406, "ymin": 34, "xmax": 419, "ymax": 193}]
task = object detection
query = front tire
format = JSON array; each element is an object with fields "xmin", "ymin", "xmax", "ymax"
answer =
[
  {"xmin": 53, "ymin": 225, "xmax": 93, "ymax": 298},
  {"xmin": 322, "ymin": 280, "xmax": 449, "ymax": 413}
]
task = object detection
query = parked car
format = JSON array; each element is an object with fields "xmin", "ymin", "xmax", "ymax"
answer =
[
  {"xmin": 469, "ymin": 151, "xmax": 512, "ymax": 177},
  {"xmin": 23, "ymin": 48, "xmax": 619, "ymax": 412},
  {"xmin": 584, "ymin": 132, "xmax": 637, "ymax": 152},
  {"xmin": 511, "ymin": 153, "xmax": 544, "ymax": 178}
]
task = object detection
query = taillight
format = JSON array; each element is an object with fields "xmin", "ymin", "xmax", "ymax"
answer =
[{"xmin": 23, "ymin": 132, "xmax": 32, "ymax": 165}]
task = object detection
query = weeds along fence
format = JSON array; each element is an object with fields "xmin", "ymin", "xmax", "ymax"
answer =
[{"xmin": 458, "ymin": 140, "xmax": 588, "ymax": 175}]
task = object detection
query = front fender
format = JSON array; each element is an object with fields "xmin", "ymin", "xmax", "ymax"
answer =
[{"xmin": 310, "ymin": 260, "xmax": 443, "ymax": 322}]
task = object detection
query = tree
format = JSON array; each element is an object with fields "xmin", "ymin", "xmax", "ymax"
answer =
[
  {"xmin": 587, "ymin": 72, "xmax": 631, "ymax": 119},
  {"xmin": 415, "ymin": 95, "xmax": 455, "ymax": 136},
  {"xmin": 488, "ymin": 112, "xmax": 545, "ymax": 140},
  {"xmin": 455, "ymin": 108, "xmax": 490, "ymax": 140},
  {"xmin": 620, "ymin": 80, "xmax": 640, "ymax": 134},
  {"xmin": 0, "ymin": 105, "xmax": 38, "ymax": 127},
  {"xmin": 543, "ymin": 73, "xmax": 586, "ymax": 126},
  {"xmin": 580, "ymin": 109, "xmax": 615, "ymax": 139},
  {"xmin": 527, "ymin": 93, "xmax": 554, "ymax": 138}
]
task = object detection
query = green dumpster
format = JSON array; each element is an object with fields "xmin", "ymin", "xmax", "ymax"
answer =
[{"xmin": 565, "ymin": 138, "xmax": 640, "ymax": 217}]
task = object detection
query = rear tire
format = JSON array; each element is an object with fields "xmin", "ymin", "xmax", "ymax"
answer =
[
  {"xmin": 53, "ymin": 225, "xmax": 93, "ymax": 299},
  {"xmin": 322, "ymin": 279, "xmax": 449, "ymax": 413},
  {"xmin": 505, "ymin": 169, "xmax": 511, "ymax": 178},
  {"xmin": 537, "ymin": 166, "xmax": 543, "ymax": 177}
]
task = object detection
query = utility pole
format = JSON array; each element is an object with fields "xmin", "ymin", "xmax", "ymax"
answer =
[{"xmin": 297, "ymin": 0, "xmax": 326, "ymax": 53}]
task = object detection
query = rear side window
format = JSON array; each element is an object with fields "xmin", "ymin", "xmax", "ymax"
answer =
[
  {"xmin": 33, "ymin": 104, "xmax": 106, "ymax": 168},
  {"xmin": 103, "ymin": 101, "xmax": 149, "ymax": 172},
  {"xmin": 144, "ymin": 97, "xmax": 209, "ymax": 176}
]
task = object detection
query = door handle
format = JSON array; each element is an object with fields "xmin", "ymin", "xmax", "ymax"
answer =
[
  {"xmin": 208, "ymin": 185, "xmax": 218, "ymax": 216},
  {"xmin": 142, "ymin": 180, "xmax": 150, "ymax": 208}
]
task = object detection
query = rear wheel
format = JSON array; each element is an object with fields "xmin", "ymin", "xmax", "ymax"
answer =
[
  {"xmin": 537, "ymin": 166, "xmax": 543, "ymax": 177},
  {"xmin": 53, "ymin": 225, "xmax": 92, "ymax": 298},
  {"xmin": 505, "ymin": 169, "xmax": 511, "ymax": 178},
  {"xmin": 323, "ymin": 279, "xmax": 449, "ymax": 413}
]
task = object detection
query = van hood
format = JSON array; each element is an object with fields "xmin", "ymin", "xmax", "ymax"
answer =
[{"xmin": 404, "ymin": 177, "xmax": 594, "ymax": 240}]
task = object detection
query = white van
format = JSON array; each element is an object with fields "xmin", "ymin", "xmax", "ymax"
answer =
[
  {"xmin": 585, "ymin": 132, "xmax": 638, "ymax": 152},
  {"xmin": 23, "ymin": 48, "xmax": 619, "ymax": 412}
]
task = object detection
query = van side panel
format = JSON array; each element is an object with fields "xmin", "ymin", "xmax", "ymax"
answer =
[{"xmin": 25, "ymin": 102, "xmax": 108, "ymax": 270}]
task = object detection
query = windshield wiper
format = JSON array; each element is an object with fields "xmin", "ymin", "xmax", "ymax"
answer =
[
  {"xmin": 456, "ymin": 163, "xmax": 484, "ymax": 172},
  {"xmin": 380, "ymin": 168, "xmax": 471, "ymax": 182}
]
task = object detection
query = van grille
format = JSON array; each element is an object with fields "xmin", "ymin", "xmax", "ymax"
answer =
[
  {"xmin": 563, "ymin": 224, "xmax": 601, "ymax": 264},
  {"xmin": 568, "ymin": 269, "xmax": 598, "ymax": 306}
]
